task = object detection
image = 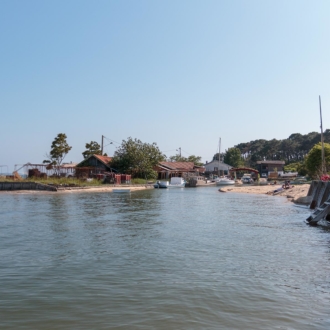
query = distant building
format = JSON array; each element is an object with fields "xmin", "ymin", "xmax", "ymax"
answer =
[
  {"xmin": 203, "ymin": 160, "xmax": 232, "ymax": 176},
  {"xmin": 256, "ymin": 160, "xmax": 285, "ymax": 177},
  {"xmin": 154, "ymin": 162, "xmax": 205, "ymax": 180}
]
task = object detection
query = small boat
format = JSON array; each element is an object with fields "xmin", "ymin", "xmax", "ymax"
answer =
[
  {"xmin": 113, "ymin": 189, "xmax": 131, "ymax": 193},
  {"xmin": 216, "ymin": 177, "xmax": 235, "ymax": 185},
  {"xmin": 168, "ymin": 177, "xmax": 185, "ymax": 188},
  {"xmin": 154, "ymin": 181, "xmax": 169, "ymax": 188}
]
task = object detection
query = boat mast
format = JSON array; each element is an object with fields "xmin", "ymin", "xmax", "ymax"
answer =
[
  {"xmin": 319, "ymin": 96, "xmax": 325, "ymax": 175},
  {"xmin": 218, "ymin": 137, "xmax": 221, "ymax": 177}
]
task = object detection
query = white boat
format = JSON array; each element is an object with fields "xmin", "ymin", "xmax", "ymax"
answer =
[
  {"xmin": 216, "ymin": 177, "xmax": 235, "ymax": 185},
  {"xmin": 214, "ymin": 137, "xmax": 233, "ymax": 184},
  {"xmin": 113, "ymin": 189, "xmax": 131, "ymax": 193},
  {"xmin": 168, "ymin": 177, "xmax": 185, "ymax": 188},
  {"xmin": 154, "ymin": 181, "xmax": 169, "ymax": 188}
]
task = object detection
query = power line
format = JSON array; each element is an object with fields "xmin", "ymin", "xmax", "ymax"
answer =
[
  {"xmin": 181, "ymin": 149, "xmax": 194, "ymax": 156},
  {"xmin": 103, "ymin": 136, "xmax": 120, "ymax": 145}
]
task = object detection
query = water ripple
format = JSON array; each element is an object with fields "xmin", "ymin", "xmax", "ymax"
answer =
[{"xmin": 0, "ymin": 188, "xmax": 330, "ymax": 329}]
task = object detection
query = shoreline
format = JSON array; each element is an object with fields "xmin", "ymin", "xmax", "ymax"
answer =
[{"xmin": 0, "ymin": 183, "xmax": 312, "ymax": 205}]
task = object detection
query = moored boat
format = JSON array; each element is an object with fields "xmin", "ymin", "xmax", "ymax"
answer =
[
  {"xmin": 154, "ymin": 181, "xmax": 169, "ymax": 188},
  {"xmin": 168, "ymin": 177, "xmax": 185, "ymax": 188},
  {"xmin": 216, "ymin": 177, "xmax": 235, "ymax": 185}
]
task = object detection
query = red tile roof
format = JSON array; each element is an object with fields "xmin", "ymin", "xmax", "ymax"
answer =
[
  {"xmin": 93, "ymin": 154, "xmax": 112, "ymax": 165},
  {"xmin": 159, "ymin": 162, "xmax": 195, "ymax": 171}
]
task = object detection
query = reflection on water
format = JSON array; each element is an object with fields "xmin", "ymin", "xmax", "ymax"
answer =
[{"xmin": 1, "ymin": 188, "xmax": 330, "ymax": 329}]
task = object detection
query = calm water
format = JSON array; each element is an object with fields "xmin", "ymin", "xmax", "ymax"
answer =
[{"xmin": 1, "ymin": 187, "xmax": 330, "ymax": 329}]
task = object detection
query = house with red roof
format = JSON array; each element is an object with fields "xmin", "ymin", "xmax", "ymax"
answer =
[
  {"xmin": 154, "ymin": 161, "xmax": 205, "ymax": 180},
  {"xmin": 75, "ymin": 154, "xmax": 114, "ymax": 178}
]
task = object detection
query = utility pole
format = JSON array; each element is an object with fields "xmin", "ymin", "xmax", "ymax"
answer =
[
  {"xmin": 319, "ymin": 96, "xmax": 325, "ymax": 174},
  {"xmin": 101, "ymin": 135, "xmax": 104, "ymax": 155},
  {"xmin": 177, "ymin": 147, "xmax": 181, "ymax": 157}
]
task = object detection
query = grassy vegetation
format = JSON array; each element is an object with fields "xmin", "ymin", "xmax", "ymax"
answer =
[{"xmin": 131, "ymin": 178, "xmax": 155, "ymax": 184}]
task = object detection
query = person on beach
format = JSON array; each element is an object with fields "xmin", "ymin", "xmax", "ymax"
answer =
[{"xmin": 282, "ymin": 180, "xmax": 291, "ymax": 189}]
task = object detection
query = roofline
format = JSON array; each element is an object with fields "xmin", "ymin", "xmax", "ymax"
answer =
[
  {"xmin": 76, "ymin": 154, "xmax": 111, "ymax": 168},
  {"xmin": 256, "ymin": 161, "xmax": 285, "ymax": 164}
]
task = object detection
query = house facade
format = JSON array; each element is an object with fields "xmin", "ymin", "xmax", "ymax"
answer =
[
  {"xmin": 203, "ymin": 160, "xmax": 233, "ymax": 176},
  {"xmin": 256, "ymin": 160, "xmax": 285, "ymax": 177}
]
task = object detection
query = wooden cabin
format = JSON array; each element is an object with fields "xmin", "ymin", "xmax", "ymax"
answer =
[{"xmin": 75, "ymin": 154, "xmax": 113, "ymax": 178}]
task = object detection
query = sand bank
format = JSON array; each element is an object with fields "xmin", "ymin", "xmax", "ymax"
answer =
[{"xmin": 218, "ymin": 184, "xmax": 311, "ymax": 204}]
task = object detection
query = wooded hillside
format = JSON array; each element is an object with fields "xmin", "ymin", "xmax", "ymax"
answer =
[{"xmin": 233, "ymin": 129, "xmax": 330, "ymax": 168}]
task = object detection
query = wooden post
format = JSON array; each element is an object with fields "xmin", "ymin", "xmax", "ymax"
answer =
[{"xmin": 319, "ymin": 96, "xmax": 325, "ymax": 174}]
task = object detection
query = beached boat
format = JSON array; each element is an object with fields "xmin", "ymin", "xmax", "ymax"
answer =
[
  {"xmin": 168, "ymin": 177, "xmax": 185, "ymax": 188},
  {"xmin": 154, "ymin": 181, "xmax": 169, "ymax": 188},
  {"xmin": 113, "ymin": 189, "xmax": 131, "ymax": 193},
  {"xmin": 216, "ymin": 177, "xmax": 235, "ymax": 185}
]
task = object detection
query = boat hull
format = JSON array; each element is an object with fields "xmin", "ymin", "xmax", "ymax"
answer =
[
  {"xmin": 113, "ymin": 189, "xmax": 131, "ymax": 193},
  {"xmin": 154, "ymin": 181, "xmax": 169, "ymax": 188},
  {"xmin": 216, "ymin": 179, "xmax": 235, "ymax": 186},
  {"xmin": 168, "ymin": 184, "xmax": 185, "ymax": 188},
  {"xmin": 168, "ymin": 177, "xmax": 185, "ymax": 188}
]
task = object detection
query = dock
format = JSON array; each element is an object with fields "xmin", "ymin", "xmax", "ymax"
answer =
[
  {"xmin": 0, "ymin": 182, "xmax": 57, "ymax": 192},
  {"xmin": 306, "ymin": 181, "xmax": 330, "ymax": 225}
]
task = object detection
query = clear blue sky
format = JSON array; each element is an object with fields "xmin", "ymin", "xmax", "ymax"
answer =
[{"xmin": 1, "ymin": 0, "xmax": 329, "ymax": 171}]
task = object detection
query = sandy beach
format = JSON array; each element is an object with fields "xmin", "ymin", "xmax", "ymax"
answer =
[{"xmin": 218, "ymin": 183, "xmax": 311, "ymax": 204}]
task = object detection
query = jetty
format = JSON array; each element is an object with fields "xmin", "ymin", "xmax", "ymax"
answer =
[
  {"xmin": 306, "ymin": 181, "xmax": 330, "ymax": 225},
  {"xmin": 0, "ymin": 182, "xmax": 57, "ymax": 192}
]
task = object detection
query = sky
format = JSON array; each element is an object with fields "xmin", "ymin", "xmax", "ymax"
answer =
[{"xmin": 1, "ymin": 0, "xmax": 330, "ymax": 172}]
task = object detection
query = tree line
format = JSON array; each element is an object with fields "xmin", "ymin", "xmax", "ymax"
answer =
[
  {"xmin": 233, "ymin": 130, "xmax": 330, "ymax": 168},
  {"xmin": 217, "ymin": 129, "xmax": 330, "ymax": 178}
]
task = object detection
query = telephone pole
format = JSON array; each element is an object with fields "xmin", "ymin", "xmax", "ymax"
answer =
[{"xmin": 101, "ymin": 135, "xmax": 104, "ymax": 155}]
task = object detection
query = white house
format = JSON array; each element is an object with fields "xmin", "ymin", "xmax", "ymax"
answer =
[{"xmin": 204, "ymin": 160, "xmax": 232, "ymax": 176}]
